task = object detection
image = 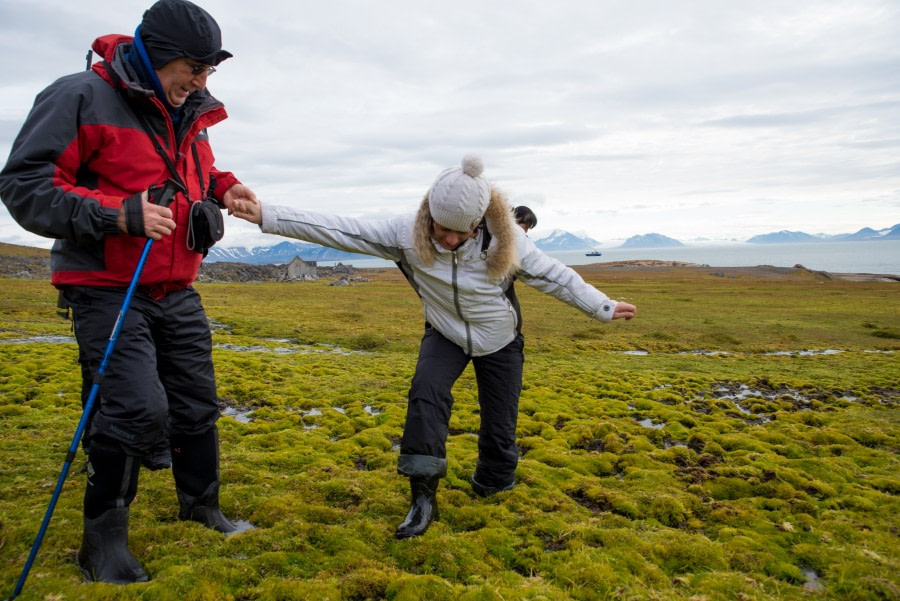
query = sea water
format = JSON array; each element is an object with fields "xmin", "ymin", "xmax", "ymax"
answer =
[{"xmin": 318, "ymin": 240, "xmax": 900, "ymax": 275}]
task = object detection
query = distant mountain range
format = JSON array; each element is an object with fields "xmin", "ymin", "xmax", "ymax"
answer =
[
  {"xmin": 618, "ymin": 233, "xmax": 685, "ymax": 249},
  {"xmin": 207, "ymin": 241, "xmax": 378, "ymax": 264},
  {"xmin": 747, "ymin": 224, "xmax": 900, "ymax": 244},
  {"xmin": 532, "ymin": 229, "xmax": 602, "ymax": 251},
  {"xmin": 206, "ymin": 224, "xmax": 899, "ymax": 264}
]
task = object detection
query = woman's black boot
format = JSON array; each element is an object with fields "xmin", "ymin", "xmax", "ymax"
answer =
[{"xmin": 395, "ymin": 476, "xmax": 440, "ymax": 539}]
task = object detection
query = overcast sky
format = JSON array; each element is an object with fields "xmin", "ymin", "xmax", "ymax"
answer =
[{"xmin": 1, "ymin": 0, "xmax": 898, "ymax": 249}]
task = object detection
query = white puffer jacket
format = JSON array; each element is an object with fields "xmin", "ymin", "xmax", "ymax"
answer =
[{"xmin": 260, "ymin": 201, "xmax": 619, "ymax": 357}]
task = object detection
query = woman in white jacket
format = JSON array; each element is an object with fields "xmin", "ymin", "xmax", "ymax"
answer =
[{"xmin": 233, "ymin": 155, "xmax": 636, "ymax": 539}]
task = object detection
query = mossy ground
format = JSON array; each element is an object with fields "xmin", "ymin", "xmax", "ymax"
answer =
[{"xmin": 0, "ymin": 267, "xmax": 897, "ymax": 601}]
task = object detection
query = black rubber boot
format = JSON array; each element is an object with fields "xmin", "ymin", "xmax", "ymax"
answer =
[
  {"xmin": 77, "ymin": 507, "xmax": 149, "ymax": 583},
  {"xmin": 471, "ymin": 474, "xmax": 515, "ymax": 497},
  {"xmin": 172, "ymin": 428, "xmax": 238, "ymax": 534},
  {"xmin": 395, "ymin": 476, "xmax": 440, "ymax": 539},
  {"xmin": 78, "ymin": 440, "xmax": 147, "ymax": 583},
  {"xmin": 176, "ymin": 481, "xmax": 238, "ymax": 534}
]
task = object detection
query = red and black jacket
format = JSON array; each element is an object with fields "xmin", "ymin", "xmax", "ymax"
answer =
[{"xmin": 0, "ymin": 34, "xmax": 240, "ymax": 290}]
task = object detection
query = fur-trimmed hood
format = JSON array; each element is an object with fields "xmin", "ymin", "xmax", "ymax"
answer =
[{"xmin": 412, "ymin": 185, "xmax": 520, "ymax": 279}]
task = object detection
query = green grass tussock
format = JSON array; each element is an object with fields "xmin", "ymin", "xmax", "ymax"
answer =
[{"xmin": 0, "ymin": 268, "xmax": 897, "ymax": 600}]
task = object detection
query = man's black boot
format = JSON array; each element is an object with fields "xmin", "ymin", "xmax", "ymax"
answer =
[
  {"xmin": 77, "ymin": 507, "xmax": 149, "ymax": 583},
  {"xmin": 78, "ymin": 441, "xmax": 147, "ymax": 583},
  {"xmin": 395, "ymin": 476, "xmax": 440, "ymax": 539},
  {"xmin": 172, "ymin": 427, "xmax": 238, "ymax": 534},
  {"xmin": 176, "ymin": 480, "xmax": 238, "ymax": 534}
]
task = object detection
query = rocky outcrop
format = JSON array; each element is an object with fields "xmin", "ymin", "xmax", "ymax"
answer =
[
  {"xmin": 197, "ymin": 261, "xmax": 358, "ymax": 283},
  {"xmin": 0, "ymin": 254, "xmax": 50, "ymax": 279},
  {"xmin": 0, "ymin": 246, "xmax": 355, "ymax": 284},
  {"xmin": 197, "ymin": 261, "xmax": 287, "ymax": 283}
]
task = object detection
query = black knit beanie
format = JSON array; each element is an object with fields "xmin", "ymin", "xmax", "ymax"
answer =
[{"xmin": 140, "ymin": 0, "xmax": 232, "ymax": 68}]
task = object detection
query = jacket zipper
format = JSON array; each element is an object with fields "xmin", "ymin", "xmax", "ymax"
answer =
[{"xmin": 451, "ymin": 251, "xmax": 473, "ymax": 355}]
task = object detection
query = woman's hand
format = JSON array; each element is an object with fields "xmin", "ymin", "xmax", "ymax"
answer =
[
  {"xmin": 222, "ymin": 184, "xmax": 258, "ymax": 216},
  {"xmin": 229, "ymin": 195, "xmax": 263, "ymax": 225},
  {"xmin": 612, "ymin": 302, "xmax": 636, "ymax": 320}
]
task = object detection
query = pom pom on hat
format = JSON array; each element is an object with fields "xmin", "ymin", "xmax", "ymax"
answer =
[
  {"xmin": 428, "ymin": 154, "xmax": 491, "ymax": 232},
  {"xmin": 461, "ymin": 154, "xmax": 484, "ymax": 178}
]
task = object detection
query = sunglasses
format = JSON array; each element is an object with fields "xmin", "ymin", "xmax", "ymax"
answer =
[{"xmin": 186, "ymin": 60, "xmax": 216, "ymax": 76}]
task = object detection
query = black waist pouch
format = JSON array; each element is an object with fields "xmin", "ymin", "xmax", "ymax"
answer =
[{"xmin": 187, "ymin": 199, "xmax": 224, "ymax": 256}]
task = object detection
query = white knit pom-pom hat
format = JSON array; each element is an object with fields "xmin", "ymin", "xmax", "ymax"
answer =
[{"xmin": 427, "ymin": 154, "xmax": 491, "ymax": 232}]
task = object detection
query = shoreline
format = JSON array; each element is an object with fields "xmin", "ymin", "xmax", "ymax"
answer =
[
  {"xmin": 569, "ymin": 260, "xmax": 900, "ymax": 282},
  {"xmin": 1, "ymin": 242, "xmax": 897, "ymax": 283}
]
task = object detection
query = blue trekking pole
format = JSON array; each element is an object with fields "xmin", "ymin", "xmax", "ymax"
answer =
[{"xmin": 7, "ymin": 179, "xmax": 183, "ymax": 600}]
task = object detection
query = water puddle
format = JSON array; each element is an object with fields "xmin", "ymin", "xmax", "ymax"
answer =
[
  {"xmin": 662, "ymin": 440, "xmax": 687, "ymax": 449},
  {"xmin": 222, "ymin": 406, "xmax": 253, "ymax": 423},
  {"xmin": 765, "ymin": 349, "xmax": 844, "ymax": 356},
  {"xmin": 364, "ymin": 405, "xmax": 383, "ymax": 416},
  {"xmin": 730, "ymin": 401, "xmax": 772, "ymax": 424},
  {"xmin": 214, "ymin": 341, "xmax": 361, "ymax": 355},
  {"xmin": 0, "ymin": 335, "xmax": 76, "ymax": 345},
  {"xmin": 802, "ymin": 568, "xmax": 824, "ymax": 592},
  {"xmin": 637, "ymin": 418, "xmax": 665, "ymax": 429},
  {"xmin": 711, "ymin": 384, "xmax": 775, "ymax": 424},
  {"xmin": 615, "ymin": 348, "xmax": 888, "ymax": 357},
  {"xmin": 207, "ymin": 318, "xmax": 231, "ymax": 333},
  {"xmin": 715, "ymin": 384, "xmax": 763, "ymax": 402},
  {"xmin": 227, "ymin": 520, "xmax": 256, "ymax": 536},
  {"xmin": 331, "ymin": 406, "xmax": 346, "ymax": 414},
  {"xmin": 295, "ymin": 407, "xmax": 323, "ymax": 430}
]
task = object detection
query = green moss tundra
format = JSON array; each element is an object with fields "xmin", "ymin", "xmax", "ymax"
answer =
[{"xmin": 0, "ymin": 261, "xmax": 897, "ymax": 601}]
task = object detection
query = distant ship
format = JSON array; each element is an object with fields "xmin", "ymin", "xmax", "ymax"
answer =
[{"xmin": 585, "ymin": 250, "xmax": 602, "ymax": 256}]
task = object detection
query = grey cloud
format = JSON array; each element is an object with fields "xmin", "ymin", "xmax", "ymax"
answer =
[
  {"xmin": 700, "ymin": 100, "xmax": 899, "ymax": 128},
  {"xmin": 842, "ymin": 138, "xmax": 900, "ymax": 150}
]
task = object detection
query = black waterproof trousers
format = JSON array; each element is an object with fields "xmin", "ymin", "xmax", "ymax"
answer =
[
  {"xmin": 65, "ymin": 285, "xmax": 219, "ymax": 456},
  {"xmin": 398, "ymin": 327, "xmax": 524, "ymax": 489}
]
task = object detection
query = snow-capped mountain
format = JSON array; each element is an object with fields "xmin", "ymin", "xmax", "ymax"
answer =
[
  {"xmin": 203, "ymin": 223, "xmax": 899, "ymax": 265},
  {"xmin": 206, "ymin": 241, "xmax": 377, "ymax": 264},
  {"xmin": 533, "ymin": 229, "xmax": 602, "ymax": 251},
  {"xmin": 749, "ymin": 224, "xmax": 899, "ymax": 243},
  {"xmin": 618, "ymin": 233, "xmax": 685, "ymax": 249},
  {"xmin": 747, "ymin": 230, "xmax": 822, "ymax": 244}
]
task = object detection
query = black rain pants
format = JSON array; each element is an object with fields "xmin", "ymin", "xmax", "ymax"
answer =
[
  {"xmin": 65, "ymin": 285, "xmax": 219, "ymax": 457},
  {"xmin": 398, "ymin": 327, "xmax": 524, "ymax": 489}
]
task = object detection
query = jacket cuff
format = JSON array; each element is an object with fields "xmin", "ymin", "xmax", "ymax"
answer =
[
  {"xmin": 595, "ymin": 300, "xmax": 617, "ymax": 323},
  {"xmin": 260, "ymin": 203, "xmax": 279, "ymax": 234},
  {"xmin": 211, "ymin": 172, "xmax": 240, "ymax": 201},
  {"xmin": 99, "ymin": 206, "xmax": 122, "ymax": 235}
]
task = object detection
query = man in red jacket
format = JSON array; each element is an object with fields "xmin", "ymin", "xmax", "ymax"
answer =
[{"xmin": 0, "ymin": 0, "xmax": 256, "ymax": 584}]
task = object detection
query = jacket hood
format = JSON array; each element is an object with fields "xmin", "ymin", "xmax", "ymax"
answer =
[
  {"xmin": 91, "ymin": 34, "xmax": 133, "ymax": 63},
  {"xmin": 413, "ymin": 185, "xmax": 520, "ymax": 279},
  {"xmin": 89, "ymin": 35, "xmax": 134, "ymax": 89}
]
